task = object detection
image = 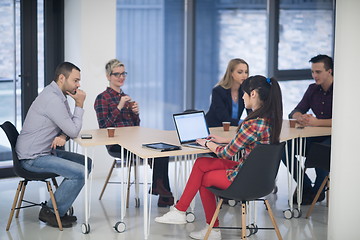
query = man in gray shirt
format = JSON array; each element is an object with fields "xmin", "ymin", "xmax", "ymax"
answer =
[{"xmin": 16, "ymin": 62, "xmax": 92, "ymax": 228}]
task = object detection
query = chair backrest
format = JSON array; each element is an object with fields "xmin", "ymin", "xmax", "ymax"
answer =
[
  {"xmin": 212, "ymin": 142, "xmax": 286, "ymax": 201},
  {"xmin": 0, "ymin": 121, "xmax": 56, "ymax": 180},
  {"xmin": 305, "ymin": 142, "xmax": 331, "ymax": 172}
]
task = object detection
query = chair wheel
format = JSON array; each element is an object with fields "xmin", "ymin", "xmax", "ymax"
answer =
[
  {"xmin": 81, "ymin": 223, "xmax": 90, "ymax": 234},
  {"xmin": 283, "ymin": 209, "xmax": 293, "ymax": 219},
  {"xmin": 186, "ymin": 212, "xmax": 195, "ymax": 223},
  {"xmin": 67, "ymin": 206, "xmax": 74, "ymax": 216},
  {"xmin": 135, "ymin": 198, "xmax": 140, "ymax": 208},
  {"xmin": 250, "ymin": 223, "xmax": 258, "ymax": 234},
  {"xmin": 246, "ymin": 226, "xmax": 252, "ymax": 237},
  {"xmin": 293, "ymin": 208, "xmax": 302, "ymax": 218},
  {"xmin": 228, "ymin": 200, "xmax": 237, "ymax": 207},
  {"xmin": 114, "ymin": 221, "xmax": 126, "ymax": 233}
]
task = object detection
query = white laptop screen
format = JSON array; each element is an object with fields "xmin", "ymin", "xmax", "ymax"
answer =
[{"xmin": 173, "ymin": 111, "xmax": 210, "ymax": 144}]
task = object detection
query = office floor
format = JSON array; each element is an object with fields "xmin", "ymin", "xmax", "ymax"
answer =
[{"xmin": 0, "ymin": 163, "xmax": 328, "ymax": 240}]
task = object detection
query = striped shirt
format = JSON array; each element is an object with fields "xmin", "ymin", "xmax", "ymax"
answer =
[
  {"xmin": 94, "ymin": 87, "xmax": 140, "ymax": 128},
  {"xmin": 214, "ymin": 117, "xmax": 271, "ymax": 182}
]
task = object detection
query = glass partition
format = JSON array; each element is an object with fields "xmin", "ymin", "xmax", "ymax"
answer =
[{"xmin": 0, "ymin": 0, "xmax": 20, "ymax": 174}]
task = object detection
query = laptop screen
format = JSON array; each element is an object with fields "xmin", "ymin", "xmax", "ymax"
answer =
[{"xmin": 173, "ymin": 111, "xmax": 210, "ymax": 144}]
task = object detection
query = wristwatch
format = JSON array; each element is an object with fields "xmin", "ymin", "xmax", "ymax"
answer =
[{"xmin": 205, "ymin": 139, "xmax": 211, "ymax": 148}]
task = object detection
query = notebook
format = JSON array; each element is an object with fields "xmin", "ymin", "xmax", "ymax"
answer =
[{"xmin": 173, "ymin": 111, "xmax": 210, "ymax": 149}]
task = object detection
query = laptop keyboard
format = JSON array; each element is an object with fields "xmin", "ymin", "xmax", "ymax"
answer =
[{"xmin": 187, "ymin": 142, "xmax": 201, "ymax": 146}]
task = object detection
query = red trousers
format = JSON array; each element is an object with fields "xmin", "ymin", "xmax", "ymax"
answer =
[{"xmin": 175, "ymin": 157, "xmax": 238, "ymax": 227}]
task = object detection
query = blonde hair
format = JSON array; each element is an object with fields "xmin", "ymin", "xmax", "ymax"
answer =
[
  {"xmin": 217, "ymin": 58, "xmax": 249, "ymax": 89},
  {"xmin": 105, "ymin": 59, "xmax": 124, "ymax": 76}
]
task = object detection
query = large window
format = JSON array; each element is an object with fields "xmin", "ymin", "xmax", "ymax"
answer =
[
  {"xmin": 276, "ymin": 0, "xmax": 334, "ymax": 115},
  {"xmin": 116, "ymin": 0, "xmax": 335, "ymax": 130},
  {"xmin": 0, "ymin": 0, "xmax": 20, "ymax": 175},
  {"xmin": 0, "ymin": 0, "xmax": 21, "ymax": 128},
  {"xmin": 195, "ymin": 1, "xmax": 267, "ymax": 115},
  {"xmin": 278, "ymin": 1, "xmax": 334, "ymax": 70},
  {"xmin": 0, "ymin": 0, "xmax": 47, "ymax": 177}
]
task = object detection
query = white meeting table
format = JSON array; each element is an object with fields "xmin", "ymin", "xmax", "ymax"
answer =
[{"xmin": 75, "ymin": 126, "xmax": 213, "ymax": 238}]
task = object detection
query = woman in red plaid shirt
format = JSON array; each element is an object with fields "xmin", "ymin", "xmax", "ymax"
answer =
[
  {"xmin": 94, "ymin": 59, "xmax": 173, "ymax": 207},
  {"xmin": 155, "ymin": 75, "xmax": 283, "ymax": 239}
]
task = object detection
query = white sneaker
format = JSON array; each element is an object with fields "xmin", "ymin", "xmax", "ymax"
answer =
[
  {"xmin": 155, "ymin": 206, "xmax": 187, "ymax": 224},
  {"xmin": 189, "ymin": 225, "xmax": 222, "ymax": 240}
]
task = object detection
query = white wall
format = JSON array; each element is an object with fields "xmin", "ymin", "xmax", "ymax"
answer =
[
  {"xmin": 64, "ymin": 0, "xmax": 117, "ymax": 178},
  {"xmin": 328, "ymin": 0, "xmax": 360, "ymax": 239}
]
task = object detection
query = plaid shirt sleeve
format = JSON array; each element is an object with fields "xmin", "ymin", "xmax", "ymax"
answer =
[
  {"xmin": 214, "ymin": 118, "xmax": 271, "ymax": 182},
  {"xmin": 215, "ymin": 119, "xmax": 262, "ymax": 160},
  {"xmin": 94, "ymin": 91, "xmax": 140, "ymax": 128}
]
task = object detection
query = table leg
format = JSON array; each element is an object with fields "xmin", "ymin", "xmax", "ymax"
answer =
[
  {"xmin": 188, "ymin": 155, "xmax": 196, "ymax": 214},
  {"xmin": 284, "ymin": 139, "xmax": 296, "ymax": 219},
  {"xmin": 296, "ymin": 137, "xmax": 306, "ymax": 212},
  {"xmin": 174, "ymin": 156, "xmax": 179, "ymax": 202},
  {"xmin": 135, "ymin": 155, "xmax": 140, "ymax": 203},
  {"xmin": 84, "ymin": 148, "xmax": 88, "ymax": 223},
  {"xmin": 143, "ymin": 157, "xmax": 149, "ymax": 239},
  {"xmin": 297, "ymin": 138, "xmax": 302, "ymax": 209},
  {"xmin": 81, "ymin": 148, "xmax": 91, "ymax": 234},
  {"xmin": 120, "ymin": 147, "xmax": 125, "ymax": 220}
]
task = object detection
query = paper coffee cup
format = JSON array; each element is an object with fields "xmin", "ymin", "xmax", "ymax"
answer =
[
  {"xmin": 222, "ymin": 122, "xmax": 230, "ymax": 131},
  {"xmin": 107, "ymin": 127, "xmax": 115, "ymax": 137},
  {"xmin": 289, "ymin": 119, "xmax": 297, "ymax": 128}
]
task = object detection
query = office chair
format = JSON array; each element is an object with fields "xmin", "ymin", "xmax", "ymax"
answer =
[
  {"xmin": 204, "ymin": 143, "xmax": 285, "ymax": 240},
  {"xmin": 305, "ymin": 142, "xmax": 331, "ymax": 218},
  {"xmin": 99, "ymin": 148, "xmax": 139, "ymax": 208},
  {"xmin": 1, "ymin": 121, "xmax": 63, "ymax": 231}
]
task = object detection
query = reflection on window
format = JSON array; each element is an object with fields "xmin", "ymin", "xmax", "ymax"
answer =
[
  {"xmin": 194, "ymin": 1, "xmax": 267, "ymax": 117},
  {"xmin": 218, "ymin": 9, "xmax": 267, "ymax": 78},
  {"xmin": 0, "ymin": 0, "xmax": 19, "ymax": 173},
  {"xmin": 279, "ymin": 79, "xmax": 313, "ymax": 118},
  {"xmin": 278, "ymin": 1, "xmax": 334, "ymax": 70},
  {"xmin": 115, "ymin": 0, "xmax": 334, "ymax": 129}
]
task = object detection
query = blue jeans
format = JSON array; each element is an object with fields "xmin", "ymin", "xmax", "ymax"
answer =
[
  {"xmin": 282, "ymin": 136, "xmax": 330, "ymax": 195},
  {"xmin": 20, "ymin": 150, "xmax": 92, "ymax": 216}
]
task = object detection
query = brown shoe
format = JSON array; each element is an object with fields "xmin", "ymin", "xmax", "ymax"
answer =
[
  {"xmin": 158, "ymin": 196, "xmax": 174, "ymax": 207},
  {"xmin": 151, "ymin": 179, "xmax": 173, "ymax": 197},
  {"xmin": 39, "ymin": 205, "xmax": 73, "ymax": 228}
]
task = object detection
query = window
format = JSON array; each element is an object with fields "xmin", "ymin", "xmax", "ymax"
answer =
[
  {"xmin": 0, "ymin": 0, "xmax": 47, "ymax": 178},
  {"xmin": 195, "ymin": 1, "xmax": 267, "ymax": 113},
  {"xmin": 278, "ymin": 8, "xmax": 333, "ymax": 70},
  {"xmin": 116, "ymin": 0, "xmax": 335, "ymax": 129},
  {"xmin": 0, "ymin": 0, "xmax": 20, "ymax": 176}
]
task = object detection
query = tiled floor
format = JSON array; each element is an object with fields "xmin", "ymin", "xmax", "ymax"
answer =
[{"xmin": 0, "ymin": 163, "xmax": 328, "ymax": 240}]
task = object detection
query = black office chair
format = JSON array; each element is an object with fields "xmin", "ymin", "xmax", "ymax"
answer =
[
  {"xmin": 1, "ymin": 121, "xmax": 63, "ymax": 231},
  {"xmin": 204, "ymin": 143, "xmax": 285, "ymax": 240},
  {"xmin": 305, "ymin": 142, "xmax": 331, "ymax": 218}
]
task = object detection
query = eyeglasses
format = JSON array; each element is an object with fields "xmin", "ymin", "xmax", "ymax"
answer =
[{"xmin": 110, "ymin": 71, "xmax": 128, "ymax": 78}]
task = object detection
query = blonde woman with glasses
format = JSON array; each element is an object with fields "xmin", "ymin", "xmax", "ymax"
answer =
[{"xmin": 94, "ymin": 59, "xmax": 173, "ymax": 207}]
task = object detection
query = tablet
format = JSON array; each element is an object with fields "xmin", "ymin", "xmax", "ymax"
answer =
[{"xmin": 142, "ymin": 142, "xmax": 181, "ymax": 152}]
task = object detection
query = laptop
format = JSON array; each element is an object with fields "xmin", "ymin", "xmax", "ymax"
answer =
[{"xmin": 173, "ymin": 111, "xmax": 210, "ymax": 149}]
